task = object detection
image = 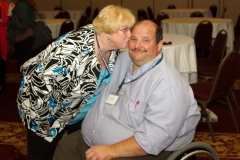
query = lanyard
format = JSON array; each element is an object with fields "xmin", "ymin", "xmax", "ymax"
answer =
[
  {"xmin": 95, "ymin": 34, "xmax": 110, "ymax": 73},
  {"xmin": 116, "ymin": 54, "xmax": 163, "ymax": 94}
]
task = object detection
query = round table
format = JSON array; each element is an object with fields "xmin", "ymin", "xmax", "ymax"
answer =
[
  {"xmin": 38, "ymin": 10, "xmax": 84, "ymax": 29},
  {"xmin": 161, "ymin": 18, "xmax": 234, "ymax": 52},
  {"xmin": 162, "ymin": 33, "xmax": 197, "ymax": 84},
  {"xmin": 159, "ymin": 8, "xmax": 212, "ymax": 18},
  {"xmin": 36, "ymin": 19, "xmax": 75, "ymax": 39}
]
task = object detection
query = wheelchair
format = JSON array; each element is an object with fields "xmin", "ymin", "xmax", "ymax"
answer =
[{"xmin": 166, "ymin": 142, "xmax": 219, "ymax": 160}]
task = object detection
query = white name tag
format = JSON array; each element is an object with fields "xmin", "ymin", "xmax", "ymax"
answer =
[{"xmin": 105, "ymin": 94, "xmax": 119, "ymax": 105}]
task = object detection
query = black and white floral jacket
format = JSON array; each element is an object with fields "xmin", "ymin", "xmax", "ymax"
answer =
[{"xmin": 17, "ymin": 25, "xmax": 119, "ymax": 142}]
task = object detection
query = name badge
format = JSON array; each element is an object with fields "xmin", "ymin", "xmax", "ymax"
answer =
[{"xmin": 105, "ymin": 94, "xmax": 119, "ymax": 105}]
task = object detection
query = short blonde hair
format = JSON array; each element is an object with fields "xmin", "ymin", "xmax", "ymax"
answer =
[{"xmin": 93, "ymin": 5, "xmax": 136, "ymax": 34}]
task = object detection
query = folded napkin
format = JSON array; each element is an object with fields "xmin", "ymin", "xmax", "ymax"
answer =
[{"xmin": 163, "ymin": 41, "xmax": 172, "ymax": 45}]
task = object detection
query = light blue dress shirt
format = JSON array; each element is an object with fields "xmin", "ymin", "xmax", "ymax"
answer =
[{"xmin": 82, "ymin": 52, "xmax": 200, "ymax": 155}]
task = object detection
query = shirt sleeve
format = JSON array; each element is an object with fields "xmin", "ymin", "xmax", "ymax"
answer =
[
  {"xmin": 0, "ymin": 2, "xmax": 9, "ymax": 26},
  {"xmin": 133, "ymin": 84, "xmax": 200, "ymax": 155}
]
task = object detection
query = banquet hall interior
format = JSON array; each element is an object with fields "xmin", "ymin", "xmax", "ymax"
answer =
[{"xmin": 1, "ymin": 0, "xmax": 240, "ymax": 159}]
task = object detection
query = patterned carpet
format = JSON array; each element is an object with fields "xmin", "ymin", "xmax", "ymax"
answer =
[
  {"xmin": 1, "ymin": 59, "xmax": 240, "ymax": 159},
  {"xmin": 0, "ymin": 122, "xmax": 240, "ymax": 160}
]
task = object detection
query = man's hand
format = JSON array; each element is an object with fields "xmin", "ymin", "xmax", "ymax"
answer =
[
  {"xmin": 85, "ymin": 145, "xmax": 114, "ymax": 160},
  {"xmin": 8, "ymin": 2, "xmax": 15, "ymax": 12}
]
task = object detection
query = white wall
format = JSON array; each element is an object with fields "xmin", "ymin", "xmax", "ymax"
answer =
[{"xmin": 4, "ymin": 0, "xmax": 240, "ymax": 25}]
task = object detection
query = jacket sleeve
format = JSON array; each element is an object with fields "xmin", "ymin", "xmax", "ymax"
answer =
[{"xmin": 0, "ymin": 2, "xmax": 9, "ymax": 26}]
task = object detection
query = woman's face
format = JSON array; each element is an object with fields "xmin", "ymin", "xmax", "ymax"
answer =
[{"xmin": 108, "ymin": 25, "xmax": 132, "ymax": 49}]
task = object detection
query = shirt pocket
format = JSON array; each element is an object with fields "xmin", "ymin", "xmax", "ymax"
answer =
[{"xmin": 119, "ymin": 99, "xmax": 145, "ymax": 128}]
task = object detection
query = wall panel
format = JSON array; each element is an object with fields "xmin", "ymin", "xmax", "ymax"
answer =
[
  {"xmin": 193, "ymin": 0, "xmax": 219, "ymax": 17},
  {"xmin": 122, "ymin": 0, "xmax": 153, "ymax": 21},
  {"xmin": 154, "ymin": 0, "xmax": 189, "ymax": 19},
  {"xmin": 92, "ymin": 0, "xmax": 121, "ymax": 11},
  {"xmin": 62, "ymin": 0, "xmax": 89, "ymax": 10}
]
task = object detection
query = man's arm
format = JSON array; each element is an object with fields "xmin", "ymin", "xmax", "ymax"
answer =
[{"xmin": 85, "ymin": 136, "xmax": 147, "ymax": 160}]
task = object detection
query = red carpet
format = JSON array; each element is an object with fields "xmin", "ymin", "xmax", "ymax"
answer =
[{"xmin": 0, "ymin": 145, "xmax": 27, "ymax": 160}]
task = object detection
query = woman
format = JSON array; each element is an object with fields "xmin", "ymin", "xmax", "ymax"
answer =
[
  {"xmin": 0, "ymin": 0, "xmax": 8, "ymax": 92},
  {"xmin": 7, "ymin": 0, "xmax": 35, "ymax": 69},
  {"xmin": 16, "ymin": 5, "xmax": 135, "ymax": 160}
]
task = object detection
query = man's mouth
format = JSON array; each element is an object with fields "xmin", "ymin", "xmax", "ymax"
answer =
[{"xmin": 131, "ymin": 48, "xmax": 147, "ymax": 52}]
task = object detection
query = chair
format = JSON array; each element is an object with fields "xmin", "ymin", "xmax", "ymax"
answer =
[
  {"xmin": 221, "ymin": 6, "xmax": 227, "ymax": 18},
  {"xmin": 91, "ymin": 7, "xmax": 99, "ymax": 22},
  {"xmin": 166, "ymin": 142, "xmax": 219, "ymax": 160},
  {"xmin": 190, "ymin": 11, "xmax": 204, "ymax": 17},
  {"xmin": 58, "ymin": 19, "xmax": 74, "ymax": 37},
  {"xmin": 156, "ymin": 12, "xmax": 169, "ymax": 26},
  {"xmin": 197, "ymin": 29, "xmax": 227, "ymax": 67},
  {"xmin": 147, "ymin": 6, "xmax": 155, "ymax": 22},
  {"xmin": 190, "ymin": 50, "xmax": 240, "ymax": 142},
  {"xmin": 54, "ymin": 6, "xmax": 63, "ymax": 10},
  {"xmin": 85, "ymin": 6, "xmax": 92, "ymax": 21},
  {"xmin": 234, "ymin": 15, "xmax": 240, "ymax": 38},
  {"xmin": 234, "ymin": 35, "xmax": 240, "ymax": 52},
  {"xmin": 54, "ymin": 10, "xmax": 70, "ymax": 19},
  {"xmin": 137, "ymin": 9, "xmax": 148, "ymax": 21},
  {"xmin": 209, "ymin": 5, "xmax": 217, "ymax": 18},
  {"xmin": 194, "ymin": 20, "xmax": 213, "ymax": 57},
  {"xmin": 167, "ymin": 4, "xmax": 176, "ymax": 9},
  {"xmin": 77, "ymin": 14, "xmax": 89, "ymax": 28}
]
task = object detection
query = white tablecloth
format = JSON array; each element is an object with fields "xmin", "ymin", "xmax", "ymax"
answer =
[
  {"xmin": 162, "ymin": 33, "xmax": 197, "ymax": 84},
  {"xmin": 159, "ymin": 8, "xmax": 212, "ymax": 18},
  {"xmin": 162, "ymin": 18, "xmax": 234, "ymax": 52},
  {"xmin": 120, "ymin": 34, "xmax": 197, "ymax": 84},
  {"xmin": 38, "ymin": 10, "xmax": 84, "ymax": 28},
  {"xmin": 36, "ymin": 19, "xmax": 75, "ymax": 39}
]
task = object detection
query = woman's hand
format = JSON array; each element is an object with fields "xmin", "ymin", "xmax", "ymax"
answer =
[{"xmin": 8, "ymin": 2, "xmax": 15, "ymax": 12}]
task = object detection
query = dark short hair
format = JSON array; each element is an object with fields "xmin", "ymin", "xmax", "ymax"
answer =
[{"xmin": 155, "ymin": 25, "xmax": 163, "ymax": 44}]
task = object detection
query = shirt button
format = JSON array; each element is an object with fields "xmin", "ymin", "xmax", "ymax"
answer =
[
  {"xmin": 93, "ymin": 130, "xmax": 95, "ymax": 133},
  {"xmin": 102, "ymin": 116, "xmax": 104, "ymax": 118}
]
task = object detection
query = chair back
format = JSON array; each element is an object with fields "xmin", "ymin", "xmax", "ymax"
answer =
[
  {"xmin": 190, "ymin": 11, "xmax": 204, "ymax": 17},
  {"xmin": 236, "ymin": 15, "xmax": 240, "ymax": 31},
  {"xmin": 85, "ymin": 6, "xmax": 92, "ymax": 20},
  {"xmin": 209, "ymin": 5, "xmax": 217, "ymax": 18},
  {"xmin": 92, "ymin": 7, "xmax": 99, "ymax": 22},
  {"xmin": 210, "ymin": 50, "xmax": 240, "ymax": 101},
  {"xmin": 54, "ymin": 6, "xmax": 63, "ymax": 10},
  {"xmin": 147, "ymin": 6, "xmax": 155, "ymax": 20},
  {"xmin": 194, "ymin": 20, "xmax": 213, "ymax": 47},
  {"xmin": 167, "ymin": 4, "xmax": 176, "ymax": 9},
  {"xmin": 156, "ymin": 12, "xmax": 169, "ymax": 26},
  {"xmin": 234, "ymin": 36, "xmax": 240, "ymax": 52},
  {"xmin": 77, "ymin": 14, "xmax": 89, "ymax": 28},
  {"xmin": 137, "ymin": 9, "xmax": 148, "ymax": 21},
  {"xmin": 59, "ymin": 19, "xmax": 74, "ymax": 37},
  {"xmin": 221, "ymin": 6, "xmax": 227, "ymax": 18},
  {"xmin": 210, "ymin": 29, "xmax": 227, "ymax": 62},
  {"xmin": 54, "ymin": 10, "xmax": 70, "ymax": 19}
]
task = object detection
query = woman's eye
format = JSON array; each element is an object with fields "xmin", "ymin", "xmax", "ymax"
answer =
[{"xmin": 130, "ymin": 38, "xmax": 137, "ymax": 42}]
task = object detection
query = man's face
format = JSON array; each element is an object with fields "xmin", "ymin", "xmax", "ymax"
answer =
[{"xmin": 128, "ymin": 21, "xmax": 162, "ymax": 69}]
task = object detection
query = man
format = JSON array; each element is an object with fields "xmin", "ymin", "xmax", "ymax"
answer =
[{"xmin": 53, "ymin": 20, "xmax": 200, "ymax": 160}]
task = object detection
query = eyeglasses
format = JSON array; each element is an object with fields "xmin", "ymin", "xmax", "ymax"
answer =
[{"xmin": 119, "ymin": 28, "xmax": 130, "ymax": 34}]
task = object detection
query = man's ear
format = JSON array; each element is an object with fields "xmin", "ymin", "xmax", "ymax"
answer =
[{"xmin": 157, "ymin": 40, "xmax": 163, "ymax": 53}]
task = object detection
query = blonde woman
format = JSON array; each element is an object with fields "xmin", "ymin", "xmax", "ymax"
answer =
[{"xmin": 16, "ymin": 5, "xmax": 136, "ymax": 160}]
